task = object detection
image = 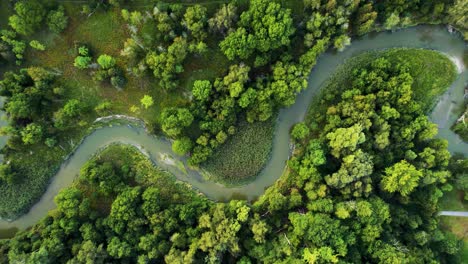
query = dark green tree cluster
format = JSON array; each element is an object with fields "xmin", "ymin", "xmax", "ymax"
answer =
[
  {"xmin": 0, "ymin": 68, "xmax": 87, "ymax": 183},
  {"xmin": 219, "ymin": 0, "xmax": 294, "ymax": 67},
  {"xmin": 9, "ymin": 0, "xmax": 68, "ymax": 35},
  {"xmin": 0, "ymin": 0, "xmax": 68, "ymax": 65}
]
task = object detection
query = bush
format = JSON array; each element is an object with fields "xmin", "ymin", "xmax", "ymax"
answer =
[
  {"xmin": 29, "ymin": 40, "xmax": 45, "ymax": 51},
  {"xmin": 74, "ymin": 56, "xmax": 92, "ymax": 69},
  {"xmin": 97, "ymin": 54, "xmax": 116, "ymax": 69}
]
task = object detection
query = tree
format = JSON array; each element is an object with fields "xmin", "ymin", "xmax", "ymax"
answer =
[
  {"xmin": 107, "ymin": 237, "xmax": 133, "ymax": 259},
  {"xmin": 29, "ymin": 40, "xmax": 45, "ymax": 51},
  {"xmin": 219, "ymin": 0, "xmax": 294, "ymax": 61},
  {"xmin": 208, "ymin": 3, "xmax": 237, "ymax": 35},
  {"xmin": 381, "ymin": 160, "xmax": 423, "ymax": 196},
  {"xmin": 192, "ymin": 80, "xmax": 212, "ymax": 102},
  {"xmin": 20, "ymin": 123, "xmax": 43, "ymax": 145},
  {"xmin": 97, "ymin": 54, "xmax": 116, "ymax": 70},
  {"xmin": 172, "ymin": 137, "xmax": 193, "ymax": 156},
  {"xmin": 54, "ymin": 99, "xmax": 86, "ymax": 129},
  {"xmin": 145, "ymin": 37, "xmax": 188, "ymax": 90},
  {"xmin": 326, "ymin": 124, "xmax": 366, "ymax": 158},
  {"xmin": 384, "ymin": 13, "xmax": 400, "ymax": 30},
  {"xmin": 74, "ymin": 46, "xmax": 92, "ymax": 69},
  {"xmin": 47, "ymin": 6, "xmax": 68, "ymax": 34},
  {"xmin": 140, "ymin": 95, "xmax": 154, "ymax": 109},
  {"xmin": 183, "ymin": 5, "xmax": 207, "ymax": 41},
  {"xmin": 291, "ymin": 122, "xmax": 309, "ymax": 140},
  {"xmin": 76, "ymin": 241, "xmax": 107, "ymax": 264},
  {"xmin": 9, "ymin": 0, "xmax": 46, "ymax": 35},
  {"xmin": 448, "ymin": 0, "xmax": 468, "ymax": 40},
  {"xmin": 161, "ymin": 108, "xmax": 194, "ymax": 138},
  {"xmin": 334, "ymin": 35, "xmax": 351, "ymax": 51}
]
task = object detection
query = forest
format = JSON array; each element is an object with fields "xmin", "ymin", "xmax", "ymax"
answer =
[{"xmin": 0, "ymin": 0, "xmax": 467, "ymax": 263}]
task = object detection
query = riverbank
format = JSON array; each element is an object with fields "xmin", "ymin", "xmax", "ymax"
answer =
[{"xmin": 1, "ymin": 25, "xmax": 466, "ymax": 232}]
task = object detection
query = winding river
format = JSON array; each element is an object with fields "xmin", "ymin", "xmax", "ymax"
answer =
[{"xmin": 0, "ymin": 25, "xmax": 467, "ymax": 235}]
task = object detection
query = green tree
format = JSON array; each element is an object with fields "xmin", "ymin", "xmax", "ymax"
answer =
[
  {"xmin": 381, "ymin": 160, "xmax": 423, "ymax": 196},
  {"xmin": 161, "ymin": 108, "xmax": 194, "ymax": 138},
  {"xmin": 384, "ymin": 13, "xmax": 400, "ymax": 30},
  {"xmin": 9, "ymin": 0, "xmax": 46, "ymax": 35},
  {"xmin": 20, "ymin": 123, "xmax": 43, "ymax": 145},
  {"xmin": 183, "ymin": 5, "xmax": 207, "ymax": 41},
  {"xmin": 291, "ymin": 122, "xmax": 310, "ymax": 140},
  {"xmin": 448, "ymin": 0, "xmax": 468, "ymax": 40},
  {"xmin": 219, "ymin": 0, "xmax": 294, "ymax": 61},
  {"xmin": 172, "ymin": 137, "xmax": 193, "ymax": 156},
  {"xmin": 47, "ymin": 6, "xmax": 68, "ymax": 34},
  {"xmin": 140, "ymin": 95, "xmax": 154, "ymax": 109},
  {"xmin": 208, "ymin": 3, "xmax": 237, "ymax": 35},
  {"xmin": 97, "ymin": 54, "xmax": 116, "ymax": 69},
  {"xmin": 29, "ymin": 40, "xmax": 45, "ymax": 51},
  {"xmin": 192, "ymin": 80, "xmax": 212, "ymax": 102}
]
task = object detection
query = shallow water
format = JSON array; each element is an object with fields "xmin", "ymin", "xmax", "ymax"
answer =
[{"xmin": 0, "ymin": 25, "xmax": 466, "ymax": 234}]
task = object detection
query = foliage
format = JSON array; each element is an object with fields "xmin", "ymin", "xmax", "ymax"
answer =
[
  {"xmin": 8, "ymin": 0, "xmax": 45, "ymax": 36},
  {"xmin": 219, "ymin": 0, "xmax": 294, "ymax": 64},
  {"xmin": 161, "ymin": 107, "xmax": 194, "ymax": 138},
  {"xmin": 448, "ymin": 0, "xmax": 468, "ymax": 40},
  {"xmin": 291, "ymin": 122, "xmax": 309, "ymax": 141},
  {"xmin": 208, "ymin": 3, "xmax": 237, "ymax": 35},
  {"xmin": 0, "ymin": 29, "xmax": 26, "ymax": 64},
  {"xmin": 74, "ymin": 46, "xmax": 92, "ymax": 69},
  {"xmin": 172, "ymin": 137, "xmax": 193, "ymax": 156},
  {"xmin": 140, "ymin": 95, "xmax": 154, "ymax": 109},
  {"xmin": 452, "ymin": 106, "xmax": 468, "ymax": 142},
  {"xmin": 29, "ymin": 40, "xmax": 45, "ymax": 51},
  {"xmin": 97, "ymin": 54, "xmax": 116, "ymax": 70},
  {"xmin": 47, "ymin": 5, "xmax": 68, "ymax": 34}
]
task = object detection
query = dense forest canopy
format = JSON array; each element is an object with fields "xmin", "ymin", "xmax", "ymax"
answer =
[{"xmin": 0, "ymin": 0, "xmax": 467, "ymax": 263}]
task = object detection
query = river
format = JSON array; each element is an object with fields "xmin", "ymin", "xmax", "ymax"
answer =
[{"xmin": 0, "ymin": 25, "xmax": 466, "ymax": 235}]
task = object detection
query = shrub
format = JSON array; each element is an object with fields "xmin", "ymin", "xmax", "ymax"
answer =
[
  {"xmin": 29, "ymin": 40, "xmax": 45, "ymax": 51},
  {"xmin": 74, "ymin": 56, "xmax": 92, "ymax": 69},
  {"xmin": 140, "ymin": 95, "xmax": 154, "ymax": 109},
  {"xmin": 97, "ymin": 54, "xmax": 116, "ymax": 69}
]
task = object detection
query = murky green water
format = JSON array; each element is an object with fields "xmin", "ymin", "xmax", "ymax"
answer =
[{"xmin": 0, "ymin": 25, "xmax": 466, "ymax": 235}]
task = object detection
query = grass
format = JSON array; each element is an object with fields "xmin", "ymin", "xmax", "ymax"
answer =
[{"xmin": 202, "ymin": 117, "xmax": 275, "ymax": 185}]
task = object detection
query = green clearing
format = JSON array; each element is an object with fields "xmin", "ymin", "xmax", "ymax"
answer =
[{"xmin": 202, "ymin": 117, "xmax": 275, "ymax": 185}]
